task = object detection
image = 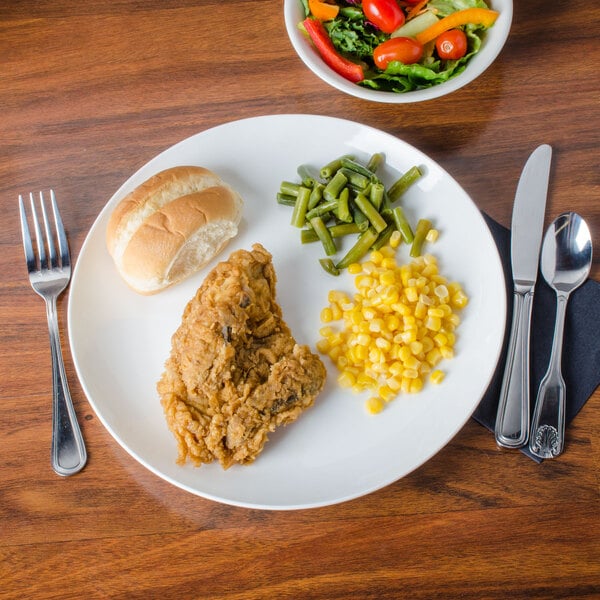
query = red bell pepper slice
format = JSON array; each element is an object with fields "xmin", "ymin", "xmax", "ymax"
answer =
[{"xmin": 303, "ymin": 18, "xmax": 364, "ymax": 84}]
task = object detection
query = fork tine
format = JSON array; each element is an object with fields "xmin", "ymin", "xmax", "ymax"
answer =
[
  {"xmin": 39, "ymin": 191, "xmax": 58, "ymax": 269},
  {"xmin": 18, "ymin": 194, "xmax": 37, "ymax": 273},
  {"xmin": 50, "ymin": 189, "xmax": 70, "ymax": 270},
  {"xmin": 28, "ymin": 191, "xmax": 47, "ymax": 270}
]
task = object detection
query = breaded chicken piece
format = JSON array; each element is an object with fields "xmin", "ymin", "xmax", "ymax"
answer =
[{"xmin": 158, "ymin": 243, "xmax": 326, "ymax": 469}]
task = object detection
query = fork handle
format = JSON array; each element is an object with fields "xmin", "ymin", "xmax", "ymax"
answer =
[{"xmin": 46, "ymin": 297, "xmax": 87, "ymax": 476}]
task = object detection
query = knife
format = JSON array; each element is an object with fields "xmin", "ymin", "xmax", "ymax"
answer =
[{"xmin": 495, "ymin": 144, "xmax": 552, "ymax": 448}]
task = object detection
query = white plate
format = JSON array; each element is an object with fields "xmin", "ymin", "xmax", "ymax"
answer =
[{"xmin": 68, "ymin": 114, "xmax": 506, "ymax": 510}]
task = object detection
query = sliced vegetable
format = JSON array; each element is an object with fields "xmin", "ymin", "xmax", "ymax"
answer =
[
  {"xmin": 373, "ymin": 37, "xmax": 424, "ymax": 69},
  {"xmin": 303, "ymin": 18, "xmax": 364, "ymax": 83},
  {"xmin": 436, "ymin": 29, "xmax": 468, "ymax": 60},
  {"xmin": 406, "ymin": 0, "xmax": 430, "ymax": 21},
  {"xmin": 308, "ymin": 0, "xmax": 339, "ymax": 22},
  {"xmin": 391, "ymin": 10, "xmax": 440, "ymax": 40},
  {"xmin": 415, "ymin": 8, "xmax": 499, "ymax": 45},
  {"xmin": 363, "ymin": 0, "xmax": 405, "ymax": 34}
]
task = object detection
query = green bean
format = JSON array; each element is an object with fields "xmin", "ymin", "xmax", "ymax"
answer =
[
  {"xmin": 341, "ymin": 157, "xmax": 379, "ymax": 182},
  {"xmin": 297, "ymin": 164, "xmax": 319, "ymax": 188},
  {"xmin": 388, "ymin": 166, "xmax": 422, "ymax": 203},
  {"xmin": 276, "ymin": 193, "xmax": 297, "ymax": 206},
  {"xmin": 290, "ymin": 186, "xmax": 311, "ymax": 228},
  {"xmin": 320, "ymin": 154, "xmax": 354, "ymax": 180},
  {"xmin": 305, "ymin": 199, "xmax": 338, "ymax": 221},
  {"xmin": 392, "ymin": 206, "xmax": 414, "ymax": 244},
  {"xmin": 335, "ymin": 228, "xmax": 378, "ymax": 270},
  {"xmin": 319, "ymin": 258, "xmax": 340, "ymax": 276},
  {"xmin": 310, "ymin": 216, "xmax": 337, "ymax": 256},
  {"xmin": 340, "ymin": 167, "xmax": 370, "ymax": 190},
  {"xmin": 280, "ymin": 181, "xmax": 301, "ymax": 197},
  {"xmin": 336, "ymin": 187, "xmax": 352, "ymax": 223},
  {"xmin": 367, "ymin": 152, "xmax": 384, "ymax": 174},
  {"xmin": 353, "ymin": 192, "xmax": 388, "ymax": 233},
  {"xmin": 308, "ymin": 182, "xmax": 324, "ymax": 210},
  {"xmin": 369, "ymin": 182, "xmax": 385, "ymax": 210},
  {"xmin": 350, "ymin": 201, "xmax": 370, "ymax": 231},
  {"xmin": 323, "ymin": 170, "xmax": 348, "ymax": 201},
  {"xmin": 301, "ymin": 223, "xmax": 362, "ymax": 244},
  {"xmin": 410, "ymin": 218, "xmax": 432, "ymax": 257}
]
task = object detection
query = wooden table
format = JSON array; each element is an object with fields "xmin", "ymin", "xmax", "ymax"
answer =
[{"xmin": 2, "ymin": 2, "xmax": 598, "ymax": 598}]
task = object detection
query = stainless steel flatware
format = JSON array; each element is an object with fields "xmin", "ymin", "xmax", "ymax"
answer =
[
  {"xmin": 529, "ymin": 212, "xmax": 592, "ymax": 458},
  {"xmin": 19, "ymin": 190, "xmax": 87, "ymax": 476},
  {"xmin": 495, "ymin": 144, "xmax": 552, "ymax": 449}
]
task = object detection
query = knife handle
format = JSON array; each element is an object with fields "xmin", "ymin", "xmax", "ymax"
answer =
[{"xmin": 495, "ymin": 288, "xmax": 534, "ymax": 448}]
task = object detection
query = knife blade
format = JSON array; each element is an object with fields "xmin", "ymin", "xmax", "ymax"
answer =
[{"xmin": 495, "ymin": 144, "xmax": 552, "ymax": 448}]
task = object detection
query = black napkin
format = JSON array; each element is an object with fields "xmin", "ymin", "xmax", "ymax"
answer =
[{"xmin": 472, "ymin": 214, "xmax": 600, "ymax": 461}]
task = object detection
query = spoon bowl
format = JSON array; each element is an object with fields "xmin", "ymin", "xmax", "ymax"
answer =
[{"xmin": 529, "ymin": 212, "xmax": 593, "ymax": 459}]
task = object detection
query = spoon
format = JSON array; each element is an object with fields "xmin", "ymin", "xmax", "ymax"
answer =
[{"xmin": 529, "ymin": 212, "xmax": 593, "ymax": 459}]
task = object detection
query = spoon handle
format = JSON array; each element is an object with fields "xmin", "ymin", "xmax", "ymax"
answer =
[
  {"xmin": 529, "ymin": 293, "xmax": 568, "ymax": 459},
  {"xmin": 495, "ymin": 287, "xmax": 534, "ymax": 448}
]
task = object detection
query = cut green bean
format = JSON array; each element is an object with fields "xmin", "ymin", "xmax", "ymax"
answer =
[
  {"xmin": 276, "ymin": 193, "xmax": 297, "ymax": 206},
  {"xmin": 280, "ymin": 181, "xmax": 301, "ymax": 197},
  {"xmin": 410, "ymin": 218, "xmax": 432, "ymax": 257},
  {"xmin": 297, "ymin": 164, "xmax": 319, "ymax": 188},
  {"xmin": 369, "ymin": 182, "xmax": 385, "ymax": 210},
  {"xmin": 367, "ymin": 152, "xmax": 384, "ymax": 174},
  {"xmin": 301, "ymin": 222, "xmax": 362, "ymax": 244},
  {"xmin": 305, "ymin": 199, "xmax": 338, "ymax": 221},
  {"xmin": 290, "ymin": 186, "xmax": 311, "ymax": 228},
  {"xmin": 388, "ymin": 166, "xmax": 422, "ymax": 203},
  {"xmin": 341, "ymin": 157, "xmax": 379, "ymax": 182},
  {"xmin": 310, "ymin": 216, "xmax": 337, "ymax": 256},
  {"xmin": 320, "ymin": 154, "xmax": 354, "ymax": 179},
  {"xmin": 340, "ymin": 167, "xmax": 370, "ymax": 190},
  {"xmin": 336, "ymin": 228, "xmax": 378, "ymax": 269},
  {"xmin": 323, "ymin": 169, "xmax": 348, "ymax": 201},
  {"xmin": 353, "ymin": 192, "xmax": 388, "ymax": 233},
  {"xmin": 319, "ymin": 258, "xmax": 340, "ymax": 276},
  {"xmin": 307, "ymin": 182, "xmax": 324, "ymax": 210},
  {"xmin": 392, "ymin": 206, "xmax": 414, "ymax": 244},
  {"xmin": 336, "ymin": 187, "xmax": 352, "ymax": 223}
]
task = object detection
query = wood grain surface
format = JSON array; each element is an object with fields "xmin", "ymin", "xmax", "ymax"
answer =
[{"xmin": 1, "ymin": 1, "xmax": 598, "ymax": 598}]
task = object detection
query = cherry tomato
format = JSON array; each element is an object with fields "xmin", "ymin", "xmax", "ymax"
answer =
[
  {"xmin": 435, "ymin": 29, "xmax": 468, "ymax": 60},
  {"xmin": 373, "ymin": 37, "xmax": 423, "ymax": 70},
  {"xmin": 362, "ymin": 0, "xmax": 405, "ymax": 34}
]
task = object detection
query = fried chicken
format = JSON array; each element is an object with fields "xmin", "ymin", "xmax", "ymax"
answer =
[{"xmin": 157, "ymin": 243, "xmax": 327, "ymax": 469}]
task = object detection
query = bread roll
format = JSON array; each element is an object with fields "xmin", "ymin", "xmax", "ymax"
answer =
[{"xmin": 106, "ymin": 166, "xmax": 243, "ymax": 294}]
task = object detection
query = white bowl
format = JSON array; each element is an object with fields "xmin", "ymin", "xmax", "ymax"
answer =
[{"xmin": 284, "ymin": 0, "xmax": 513, "ymax": 103}]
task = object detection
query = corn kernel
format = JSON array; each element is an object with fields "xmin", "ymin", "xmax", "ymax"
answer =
[
  {"xmin": 316, "ymin": 339, "xmax": 330, "ymax": 353},
  {"xmin": 378, "ymin": 385, "xmax": 396, "ymax": 403},
  {"xmin": 389, "ymin": 230, "xmax": 402, "ymax": 248},
  {"xmin": 425, "ymin": 316, "xmax": 442, "ymax": 331},
  {"xmin": 348, "ymin": 262, "xmax": 362, "ymax": 274},
  {"xmin": 430, "ymin": 370, "xmax": 445, "ymax": 384},
  {"xmin": 426, "ymin": 228, "xmax": 439, "ymax": 243},
  {"xmin": 338, "ymin": 370, "xmax": 356, "ymax": 388},
  {"xmin": 320, "ymin": 307, "xmax": 333, "ymax": 323},
  {"xmin": 409, "ymin": 378, "xmax": 424, "ymax": 393},
  {"xmin": 440, "ymin": 345, "xmax": 454, "ymax": 359},
  {"xmin": 366, "ymin": 396, "xmax": 384, "ymax": 414},
  {"xmin": 433, "ymin": 332, "xmax": 448, "ymax": 347},
  {"xmin": 370, "ymin": 250, "xmax": 384, "ymax": 265}
]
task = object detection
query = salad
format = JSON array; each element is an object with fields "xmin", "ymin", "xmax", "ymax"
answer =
[{"xmin": 299, "ymin": 0, "xmax": 499, "ymax": 93}]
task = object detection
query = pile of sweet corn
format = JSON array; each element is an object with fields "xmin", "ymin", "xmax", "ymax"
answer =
[{"xmin": 316, "ymin": 232, "xmax": 468, "ymax": 414}]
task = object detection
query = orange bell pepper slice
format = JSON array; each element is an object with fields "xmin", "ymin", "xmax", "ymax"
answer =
[
  {"xmin": 308, "ymin": 0, "xmax": 340, "ymax": 21},
  {"xmin": 416, "ymin": 8, "xmax": 499, "ymax": 45}
]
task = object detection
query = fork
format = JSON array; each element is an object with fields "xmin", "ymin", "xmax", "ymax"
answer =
[{"xmin": 19, "ymin": 190, "xmax": 87, "ymax": 476}]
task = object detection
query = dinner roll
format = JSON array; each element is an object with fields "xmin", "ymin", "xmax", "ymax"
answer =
[{"xmin": 106, "ymin": 166, "xmax": 243, "ymax": 294}]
